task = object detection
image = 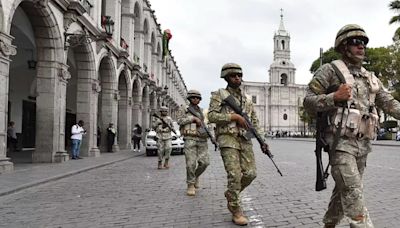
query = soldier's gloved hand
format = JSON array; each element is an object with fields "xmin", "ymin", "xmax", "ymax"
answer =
[
  {"xmin": 162, "ymin": 123, "xmax": 168, "ymax": 129},
  {"xmin": 192, "ymin": 117, "xmax": 202, "ymax": 127},
  {"xmin": 261, "ymin": 143, "xmax": 273, "ymax": 157},
  {"xmin": 334, "ymin": 84, "xmax": 352, "ymax": 102},
  {"xmin": 231, "ymin": 114, "xmax": 249, "ymax": 130}
]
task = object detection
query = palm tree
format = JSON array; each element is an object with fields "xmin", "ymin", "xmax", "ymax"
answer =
[{"xmin": 389, "ymin": 0, "xmax": 400, "ymax": 41}]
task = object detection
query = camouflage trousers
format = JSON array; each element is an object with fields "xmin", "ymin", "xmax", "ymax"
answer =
[
  {"xmin": 323, "ymin": 151, "xmax": 374, "ymax": 228},
  {"xmin": 157, "ymin": 139, "xmax": 171, "ymax": 162},
  {"xmin": 184, "ymin": 138, "xmax": 209, "ymax": 184},
  {"xmin": 220, "ymin": 144, "xmax": 256, "ymax": 210}
]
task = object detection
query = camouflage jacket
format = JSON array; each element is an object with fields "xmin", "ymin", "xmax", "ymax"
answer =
[
  {"xmin": 303, "ymin": 60, "xmax": 400, "ymax": 155},
  {"xmin": 177, "ymin": 104, "xmax": 208, "ymax": 141},
  {"xmin": 152, "ymin": 115, "xmax": 173, "ymax": 140},
  {"xmin": 208, "ymin": 86, "xmax": 262, "ymax": 149}
]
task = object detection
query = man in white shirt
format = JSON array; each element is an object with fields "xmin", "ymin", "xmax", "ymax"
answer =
[{"xmin": 71, "ymin": 120, "xmax": 86, "ymax": 159}]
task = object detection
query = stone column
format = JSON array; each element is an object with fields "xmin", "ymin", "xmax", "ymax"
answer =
[
  {"xmin": 54, "ymin": 64, "xmax": 71, "ymax": 162},
  {"xmin": 0, "ymin": 33, "xmax": 16, "ymax": 173},
  {"xmin": 118, "ymin": 94, "xmax": 131, "ymax": 150},
  {"xmin": 132, "ymin": 99, "xmax": 142, "ymax": 130},
  {"xmin": 88, "ymin": 79, "xmax": 101, "ymax": 157}
]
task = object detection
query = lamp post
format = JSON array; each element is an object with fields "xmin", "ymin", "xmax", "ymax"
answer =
[{"xmin": 102, "ymin": 16, "xmax": 115, "ymax": 37}]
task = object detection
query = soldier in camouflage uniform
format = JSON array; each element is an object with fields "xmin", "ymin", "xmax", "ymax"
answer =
[
  {"xmin": 153, "ymin": 106, "xmax": 174, "ymax": 169},
  {"xmin": 304, "ymin": 24, "xmax": 400, "ymax": 228},
  {"xmin": 208, "ymin": 63, "xmax": 267, "ymax": 226},
  {"xmin": 177, "ymin": 90, "xmax": 210, "ymax": 196}
]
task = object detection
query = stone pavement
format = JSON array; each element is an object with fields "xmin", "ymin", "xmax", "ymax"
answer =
[{"xmin": 0, "ymin": 139, "xmax": 399, "ymax": 227}]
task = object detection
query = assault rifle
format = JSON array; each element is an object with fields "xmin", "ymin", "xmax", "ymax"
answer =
[
  {"xmin": 315, "ymin": 112, "xmax": 329, "ymax": 191},
  {"xmin": 152, "ymin": 113, "xmax": 177, "ymax": 135},
  {"xmin": 187, "ymin": 106, "xmax": 218, "ymax": 151},
  {"xmin": 223, "ymin": 95, "xmax": 283, "ymax": 176}
]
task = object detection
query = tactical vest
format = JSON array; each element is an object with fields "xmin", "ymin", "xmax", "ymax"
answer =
[
  {"xmin": 181, "ymin": 106, "xmax": 208, "ymax": 138},
  {"xmin": 215, "ymin": 88, "xmax": 252, "ymax": 138},
  {"xmin": 329, "ymin": 60, "xmax": 380, "ymax": 140}
]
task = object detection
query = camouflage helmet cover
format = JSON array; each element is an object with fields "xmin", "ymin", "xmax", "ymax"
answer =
[
  {"xmin": 334, "ymin": 24, "xmax": 369, "ymax": 51},
  {"xmin": 221, "ymin": 63, "xmax": 243, "ymax": 78},
  {"xmin": 160, "ymin": 106, "xmax": 168, "ymax": 112},
  {"xmin": 186, "ymin": 89, "xmax": 202, "ymax": 100}
]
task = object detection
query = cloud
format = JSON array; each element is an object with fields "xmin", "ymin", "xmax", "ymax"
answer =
[{"xmin": 151, "ymin": 0, "xmax": 397, "ymax": 108}]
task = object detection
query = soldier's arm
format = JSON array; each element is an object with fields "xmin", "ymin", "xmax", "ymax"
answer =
[
  {"xmin": 176, "ymin": 107, "xmax": 193, "ymax": 126},
  {"xmin": 208, "ymin": 91, "xmax": 231, "ymax": 124},
  {"xmin": 303, "ymin": 64, "xmax": 339, "ymax": 114},
  {"xmin": 375, "ymin": 80, "xmax": 400, "ymax": 119}
]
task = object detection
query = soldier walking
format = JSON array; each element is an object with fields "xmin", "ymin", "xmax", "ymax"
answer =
[
  {"xmin": 304, "ymin": 24, "xmax": 400, "ymax": 228},
  {"xmin": 153, "ymin": 106, "xmax": 173, "ymax": 169},
  {"xmin": 177, "ymin": 90, "xmax": 210, "ymax": 196},
  {"xmin": 208, "ymin": 63, "xmax": 267, "ymax": 226}
]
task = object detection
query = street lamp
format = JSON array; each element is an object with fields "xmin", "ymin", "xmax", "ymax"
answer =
[{"xmin": 102, "ymin": 16, "xmax": 115, "ymax": 37}]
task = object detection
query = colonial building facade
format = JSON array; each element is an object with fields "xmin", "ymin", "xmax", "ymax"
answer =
[
  {"xmin": 0, "ymin": 0, "xmax": 187, "ymax": 173},
  {"xmin": 242, "ymin": 15, "xmax": 306, "ymax": 133}
]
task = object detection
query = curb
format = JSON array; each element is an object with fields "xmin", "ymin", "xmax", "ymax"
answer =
[
  {"xmin": 270, "ymin": 138, "xmax": 400, "ymax": 147},
  {"xmin": 0, "ymin": 152, "xmax": 145, "ymax": 197}
]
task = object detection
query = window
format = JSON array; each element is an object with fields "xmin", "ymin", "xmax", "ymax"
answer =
[
  {"xmin": 252, "ymin": 95, "xmax": 257, "ymax": 104},
  {"xmin": 280, "ymin": 74, "xmax": 288, "ymax": 85},
  {"xmin": 283, "ymin": 114, "xmax": 288, "ymax": 120}
]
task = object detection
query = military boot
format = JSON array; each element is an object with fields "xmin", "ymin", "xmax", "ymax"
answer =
[
  {"xmin": 164, "ymin": 159, "xmax": 170, "ymax": 169},
  {"xmin": 324, "ymin": 224, "xmax": 335, "ymax": 228},
  {"xmin": 231, "ymin": 209, "xmax": 248, "ymax": 226},
  {"xmin": 194, "ymin": 177, "xmax": 200, "ymax": 188},
  {"xmin": 157, "ymin": 161, "xmax": 163, "ymax": 169},
  {"xmin": 186, "ymin": 184, "xmax": 196, "ymax": 196}
]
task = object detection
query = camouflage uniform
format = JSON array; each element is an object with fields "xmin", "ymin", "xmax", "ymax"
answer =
[
  {"xmin": 177, "ymin": 104, "xmax": 209, "ymax": 186},
  {"xmin": 153, "ymin": 114, "xmax": 173, "ymax": 164},
  {"xmin": 208, "ymin": 86, "xmax": 259, "ymax": 211},
  {"xmin": 304, "ymin": 24, "xmax": 400, "ymax": 228}
]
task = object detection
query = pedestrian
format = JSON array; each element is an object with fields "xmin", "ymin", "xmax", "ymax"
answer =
[
  {"xmin": 208, "ymin": 63, "xmax": 267, "ymax": 226},
  {"xmin": 132, "ymin": 124, "xmax": 142, "ymax": 152},
  {"xmin": 106, "ymin": 123, "xmax": 116, "ymax": 152},
  {"xmin": 153, "ymin": 106, "xmax": 173, "ymax": 169},
  {"xmin": 71, "ymin": 120, "xmax": 86, "ymax": 159},
  {"xmin": 303, "ymin": 24, "xmax": 400, "ymax": 228},
  {"xmin": 7, "ymin": 121, "xmax": 18, "ymax": 152},
  {"xmin": 177, "ymin": 89, "xmax": 209, "ymax": 196}
]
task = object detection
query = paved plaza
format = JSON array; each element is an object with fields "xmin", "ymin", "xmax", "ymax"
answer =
[{"xmin": 0, "ymin": 139, "xmax": 399, "ymax": 228}]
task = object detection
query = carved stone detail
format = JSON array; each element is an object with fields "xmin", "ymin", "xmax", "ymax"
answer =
[
  {"xmin": 0, "ymin": 39, "xmax": 17, "ymax": 57},
  {"xmin": 33, "ymin": 0, "xmax": 49, "ymax": 8},
  {"xmin": 92, "ymin": 80, "xmax": 101, "ymax": 93},
  {"xmin": 64, "ymin": 12, "xmax": 78, "ymax": 31},
  {"xmin": 58, "ymin": 68, "xmax": 71, "ymax": 82}
]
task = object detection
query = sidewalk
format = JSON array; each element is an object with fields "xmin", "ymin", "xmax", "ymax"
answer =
[{"xmin": 0, "ymin": 150, "xmax": 144, "ymax": 197}]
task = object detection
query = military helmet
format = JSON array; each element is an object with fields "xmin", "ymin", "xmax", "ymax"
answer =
[
  {"xmin": 186, "ymin": 89, "xmax": 202, "ymax": 100},
  {"xmin": 160, "ymin": 106, "xmax": 168, "ymax": 112},
  {"xmin": 334, "ymin": 24, "xmax": 369, "ymax": 51},
  {"xmin": 220, "ymin": 63, "xmax": 243, "ymax": 78}
]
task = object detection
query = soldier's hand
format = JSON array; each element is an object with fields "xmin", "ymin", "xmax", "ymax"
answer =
[
  {"xmin": 334, "ymin": 84, "xmax": 352, "ymax": 102},
  {"xmin": 261, "ymin": 143, "xmax": 273, "ymax": 157},
  {"xmin": 231, "ymin": 114, "xmax": 249, "ymax": 129},
  {"xmin": 193, "ymin": 117, "xmax": 202, "ymax": 127}
]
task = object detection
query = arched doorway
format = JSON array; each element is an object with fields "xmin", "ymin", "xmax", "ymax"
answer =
[
  {"xmin": 132, "ymin": 77, "xmax": 142, "ymax": 130},
  {"xmin": 141, "ymin": 85, "xmax": 150, "ymax": 131},
  {"xmin": 97, "ymin": 56, "xmax": 118, "ymax": 152},
  {"xmin": 8, "ymin": 1, "xmax": 65, "ymax": 163},
  {"xmin": 117, "ymin": 70, "xmax": 130, "ymax": 149}
]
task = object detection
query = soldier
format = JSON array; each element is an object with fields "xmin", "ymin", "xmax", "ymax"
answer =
[
  {"xmin": 304, "ymin": 24, "xmax": 400, "ymax": 228},
  {"xmin": 153, "ymin": 106, "xmax": 174, "ymax": 169},
  {"xmin": 208, "ymin": 63, "xmax": 267, "ymax": 226},
  {"xmin": 177, "ymin": 90, "xmax": 210, "ymax": 196}
]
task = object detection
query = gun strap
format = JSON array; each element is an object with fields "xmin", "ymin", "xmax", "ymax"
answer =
[{"xmin": 325, "ymin": 61, "xmax": 349, "ymax": 175}]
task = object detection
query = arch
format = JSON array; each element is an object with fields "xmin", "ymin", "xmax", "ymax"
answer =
[
  {"xmin": 141, "ymin": 85, "xmax": 150, "ymax": 130},
  {"xmin": 8, "ymin": 1, "xmax": 65, "ymax": 163},
  {"xmin": 281, "ymin": 40, "xmax": 285, "ymax": 50},
  {"xmin": 142, "ymin": 18, "xmax": 150, "ymax": 72},
  {"xmin": 97, "ymin": 55, "xmax": 118, "ymax": 152},
  {"xmin": 131, "ymin": 77, "xmax": 142, "ymax": 131},
  {"xmin": 117, "ymin": 70, "xmax": 130, "ymax": 149},
  {"xmin": 283, "ymin": 113, "xmax": 288, "ymax": 120},
  {"xmin": 133, "ymin": 1, "xmax": 141, "ymax": 31}
]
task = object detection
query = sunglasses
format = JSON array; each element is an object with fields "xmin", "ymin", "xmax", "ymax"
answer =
[
  {"xmin": 228, "ymin": 74, "xmax": 243, "ymax": 78},
  {"xmin": 347, "ymin": 38, "xmax": 367, "ymax": 47},
  {"xmin": 190, "ymin": 97, "xmax": 201, "ymax": 100}
]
